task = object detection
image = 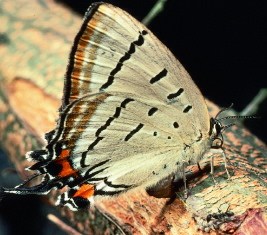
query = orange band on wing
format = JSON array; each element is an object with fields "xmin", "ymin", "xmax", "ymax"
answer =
[
  {"xmin": 55, "ymin": 149, "xmax": 77, "ymax": 177},
  {"xmin": 73, "ymin": 184, "xmax": 95, "ymax": 199},
  {"xmin": 59, "ymin": 149, "xmax": 70, "ymax": 159},
  {"xmin": 58, "ymin": 160, "xmax": 77, "ymax": 177}
]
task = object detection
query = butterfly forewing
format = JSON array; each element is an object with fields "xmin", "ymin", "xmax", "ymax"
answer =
[{"xmin": 64, "ymin": 4, "xmax": 209, "ymax": 130}]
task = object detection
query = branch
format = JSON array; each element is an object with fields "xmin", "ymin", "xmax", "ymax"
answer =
[{"xmin": 0, "ymin": 0, "xmax": 266, "ymax": 234}]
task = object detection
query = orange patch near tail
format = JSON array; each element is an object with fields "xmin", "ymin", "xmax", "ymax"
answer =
[
  {"xmin": 73, "ymin": 184, "xmax": 95, "ymax": 199},
  {"xmin": 57, "ymin": 160, "xmax": 77, "ymax": 177},
  {"xmin": 56, "ymin": 149, "xmax": 77, "ymax": 177},
  {"xmin": 59, "ymin": 149, "xmax": 70, "ymax": 159}
]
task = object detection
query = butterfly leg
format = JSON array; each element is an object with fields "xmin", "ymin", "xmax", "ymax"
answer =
[
  {"xmin": 220, "ymin": 149, "xmax": 231, "ymax": 179},
  {"xmin": 209, "ymin": 155, "xmax": 218, "ymax": 185},
  {"xmin": 209, "ymin": 148, "xmax": 231, "ymax": 184},
  {"xmin": 182, "ymin": 162, "xmax": 188, "ymax": 198},
  {"xmin": 197, "ymin": 162, "xmax": 202, "ymax": 171}
]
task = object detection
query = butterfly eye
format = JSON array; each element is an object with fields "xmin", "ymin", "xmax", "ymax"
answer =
[{"xmin": 215, "ymin": 122, "xmax": 223, "ymax": 135}]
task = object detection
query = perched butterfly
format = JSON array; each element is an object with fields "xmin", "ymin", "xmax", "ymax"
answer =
[{"xmin": 1, "ymin": 3, "xmax": 243, "ymax": 211}]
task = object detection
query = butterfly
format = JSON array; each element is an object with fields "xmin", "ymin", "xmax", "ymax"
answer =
[{"xmin": 1, "ymin": 2, "xmax": 239, "ymax": 211}]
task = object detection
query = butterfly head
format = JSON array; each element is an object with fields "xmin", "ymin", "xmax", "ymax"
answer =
[
  {"xmin": 209, "ymin": 104, "xmax": 257, "ymax": 149},
  {"xmin": 209, "ymin": 117, "xmax": 225, "ymax": 149}
]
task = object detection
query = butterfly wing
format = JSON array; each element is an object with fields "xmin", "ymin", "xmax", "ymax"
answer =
[
  {"xmin": 3, "ymin": 3, "xmax": 212, "ymax": 210},
  {"xmin": 52, "ymin": 90, "xmax": 211, "ymax": 210},
  {"xmin": 63, "ymin": 3, "xmax": 209, "ymax": 129}
]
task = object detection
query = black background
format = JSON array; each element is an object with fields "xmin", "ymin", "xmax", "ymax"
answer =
[{"xmin": 1, "ymin": 1, "xmax": 266, "ymax": 235}]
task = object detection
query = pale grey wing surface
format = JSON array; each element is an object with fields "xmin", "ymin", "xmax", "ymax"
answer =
[
  {"xmin": 63, "ymin": 3, "xmax": 210, "ymax": 135},
  {"xmin": 58, "ymin": 92, "xmax": 211, "ymax": 192}
]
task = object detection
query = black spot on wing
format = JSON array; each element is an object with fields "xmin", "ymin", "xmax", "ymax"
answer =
[
  {"xmin": 183, "ymin": 105, "xmax": 192, "ymax": 113},
  {"xmin": 141, "ymin": 30, "xmax": 148, "ymax": 35},
  {"xmin": 121, "ymin": 98, "xmax": 135, "ymax": 108},
  {"xmin": 95, "ymin": 98, "xmax": 135, "ymax": 137},
  {"xmin": 113, "ymin": 107, "xmax": 121, "ymax": 118},
  {"xmin": 79, "ymin": 97, "xmax": 136, "ymax": 166},
  {"xmin": 81, "ymin": 168, "xmax": 109, "ymax": 182},
  {"xmin": 100, "ymin": 31, "xmax": 147, "ymax": 91},
  {"xmin": 94, "ymin": 189, "xmax": 124, "ymax": 196},
  {"xmin": 55, "ymin": 142, "xmax": 63, "ymax": 157},
  {"xmin": 150, "ymin": 68, "xmax": 168, "ymax": 84},
  {"xmin": 104, "ymin": 178, "xmax": 131, "ymax": 189},
  {"xmin": 45, "ymin": 130, "xmax": 56, "ymax": 143},
  {"xmin": 95, "ymin": 117, "xmax": 114, "ymax": 137},
  {"xmin": 196, "ymin": 131, "xmax": 203, "ymax": 142},
  {"xmin": 133, "ymin": 30, "xmax": 147, "ymax": 46},
  {"xmin": 28, "ymin": 149, "xmax": 48, "ymax": 161},
  {"xmin": 173, "ymin": 122, "xmax": 179, "ymax": 128},
  {"xmin": 167, "ymin": 88, "xmax": 184, "ymax": 100},
  {"xmin": 88, "ymin": 137, "xmax": 104, "ymax": 151},
  {"xmin": 124, "ymin": 123, "xmax": 144, "ymax": 141},
  {"xmin": 46, "ymin": 161, "xmax": 64, "ymax": 177},
  {"xmin": 148, "ymin": 107, "xmax": 158, "ymax": 116},
  {"xmin": 82, "ymin": 159, "xmax": 110, "ymax": 175}
]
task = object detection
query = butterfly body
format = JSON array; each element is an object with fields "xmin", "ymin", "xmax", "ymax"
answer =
[{"xmin": 1, "ymin": 3, "xmax": 220, "ymax": 211}]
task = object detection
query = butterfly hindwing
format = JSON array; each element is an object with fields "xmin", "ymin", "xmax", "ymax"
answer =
[{"xmin": 49, "ymin": 90, "xmax": 211, "ymax": 209}]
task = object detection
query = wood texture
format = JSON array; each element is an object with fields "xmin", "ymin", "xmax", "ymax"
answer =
[{"xmin": 0, "ymin": 0, "xmax": 266, "ymax": 234}]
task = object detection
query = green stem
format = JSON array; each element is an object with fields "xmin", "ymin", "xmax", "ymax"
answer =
[
  {"xmin": 240, "ymin": 88, "xmax": 267, "ymax": 116},
  {"xmin": 142, "ymin": 0, "xmax": 168, "ymax": 26}
]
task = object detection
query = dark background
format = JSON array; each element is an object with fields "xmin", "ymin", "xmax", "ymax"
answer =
[{"xmin": 1, "ymin": 1, "xmax": 266, "ymax": 234}]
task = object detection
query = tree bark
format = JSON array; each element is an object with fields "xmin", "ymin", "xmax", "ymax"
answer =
[{"xmin": 0, "ymin": 0, "xmax": 266, "ymax": 234}]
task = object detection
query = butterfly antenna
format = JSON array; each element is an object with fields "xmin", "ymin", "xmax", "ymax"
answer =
[
  {"xmin": 215, "ymin": 103, "xmax": 258, "ymax": 122},
  {"xmin": 221, "ymin": 123, "xmax": 235, "ymax": 132},
  {"xmin": 215, "ymin": 103, "xmax": 234, "ymax": 119},
  {"xmin": 218, "ymin": 115, "xmax": 258, "ymax": 122}
]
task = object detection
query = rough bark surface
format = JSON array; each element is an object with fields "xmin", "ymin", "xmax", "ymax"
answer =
[{"xmin": 0, "ymin": 0, "xmax": 266, "ymax": 234}]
